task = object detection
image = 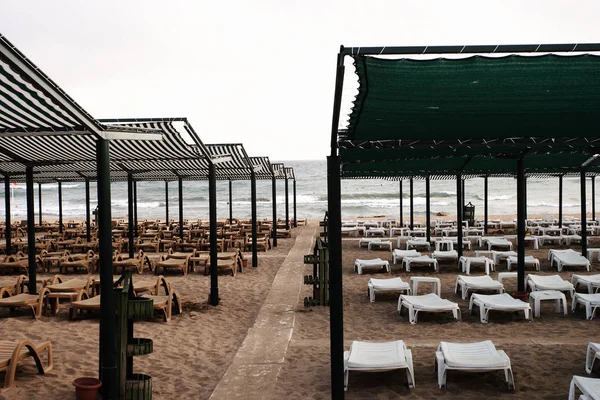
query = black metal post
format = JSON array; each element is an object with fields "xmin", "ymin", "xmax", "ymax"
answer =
[
  {"xmin": 178, "ymin": 177, "xmax": 184, "ymax": 241},
  {"xmin": 209, "ymin": 163, "xmax": 219, "ymax": 306},
  {"xmin": 58, "ymin": 181, "xmax": 63, "ymax": 233},
  {"xmin": 456, "ymin": 175, "xmax": 463, "ymax": 259},
  {"xmin": 4, "ymin": 176, "xmax": 11, "ymax": 255},
  {"xmin": 461, "ymin": 179, "xmax": 466, "ymax": 209},
  {"xmin": 228, "ymin": 179, "xmax": 233, "ymax": 224},
  {"xmin": 251, "ymin": 170, "xmax": 258, "ymax": 267},
  {"xmin": 581, "ymin": 171, "xmax": 588, "ymax": 257},
  {"xmin": 133, "ymin": 181, "xmax": 138, "ymax": 238},
  {"xmin": 559, "ymin": 175, "xmax": 563, "ymax": 228},
  {"xmin": 26, "ymin": 166, "xmax": 36, "ymax": 294},
  {"xmin": 285, "ymin": 175, "xmax": 290, "ymax": 230},
  {"xmin": 127, "ymin": 174, "xmax": 135, "ymax": 259},
  {"xmin": 592, "ymin": 176, "xmax": 596, "ymax": 221},
  {"xmin": 271, "ymin": 176, "xmax": 278, "ymax": 247},
  {"xmin": 516, "ymin": 158, "xmax": 526, "ymax": 293},
  {"xmin": 38, "ymin": 182, "xmax": 42, "ymax": 226},
  {"xmin": 293, "ymin": 179, "xmax": 297, "ymax": 228},
  {"xmin": 165, "ymin": 181, "xmax": 169, "ymax": 224},
  {"xmin": 96, "ymin": 139, "xmax": 116, "ymax": 398},
  {"xmin": 425, "ymin": 176, "xmax": 431, "ymax": 242},
  {"xmin": 409, "ymin": 178, "xmax": 414, "ymax": 230},
  {"xmin": 85, "ymin": 179, "xmax": 91, "ymax": 242},
  {"xmin": 399, "ymin": 180, "xmax": 403, "ymax": 227},
  {"xmin": 524, "ymin": 176, "xmax": 528, "ymax": 221},
  {"xmin": 484, "ymin": 176, "xmax": 488, "ymax": 234}
]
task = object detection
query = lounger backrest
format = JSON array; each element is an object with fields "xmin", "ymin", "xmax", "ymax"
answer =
[{"xmin": 440, "ymin": 340, "xmax": 507, "ymax": 368}]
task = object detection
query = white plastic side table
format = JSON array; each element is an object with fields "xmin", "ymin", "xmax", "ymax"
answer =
[
  {"xmin": 409, "ymin": 276, "xmax": 441, "ymax": 296},
  {"xmin": 529, "ymin": 290, "xmax": 568, "ymax": 318}
]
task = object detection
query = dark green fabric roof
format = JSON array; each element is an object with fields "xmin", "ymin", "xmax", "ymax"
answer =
[{"xmin": 345, "ymin": 54, "xmax": 600, "ymax": 142}]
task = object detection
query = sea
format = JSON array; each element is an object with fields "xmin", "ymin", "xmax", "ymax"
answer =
[{"xmin": 0, "ymin": 160, "xmax": 594, "ymax": 222}]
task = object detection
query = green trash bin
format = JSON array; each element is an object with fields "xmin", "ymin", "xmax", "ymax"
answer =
[{"xmin": 463, "ymin": 202, "xmax": 475, "ymax": 227}]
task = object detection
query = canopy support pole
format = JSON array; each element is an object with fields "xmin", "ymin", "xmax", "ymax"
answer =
[
  {"xmin": 559, "ymin": 175, "xmax": 563, "ymax": 228},
  {"xmin": 328, "ymin": 49, "xmax": 345, "ymax": 400},
  {"xmin": 38, "ymin": 182, "xmax": 42, "ymax": 226},
  {"xmin": 271, "ymin": 176, "xmax": 278, "ymax": 247},
  {"xmin": 133, "ymin": 181, "xmax": 138, "ymax": 238},
  {"xmin": 593, "ymin": 176, "xmax": 596, "ymax": 221},
  {"xmin": 127, "ymin": 173, "xmax": 135, "ymax": 259},
  {"xmin": 228, "ymin": 179, "xmax": 233, "ymax": 224},
  {"xmin": 399, "ymin": 180, "xmax": 403, "ymax": 227},
  {"xmin": 26, "ymin": 166, "xmax": 36, "ymax": 294},
  {"xmin": 516, "ymin": 158, "xmax": 526, "ymax": 294},
  {"xmin": 178, "ymin": 177, "xmax": 184, "ymax": 240},
  {"xmin": 293, "ymin": 178, "xmax": 297, "ymax": 227},
  {"xmin": 58, "ymin": 181, "xmax": 63, "ymax": 234},
  {"xmin": 524, "ymin": 176, "xmax": 528, "ymax": 221},
  {"xmin": 484, "ymin": 176, "xmax": 488, "ymax": 234},
  {"xmin": 4, "ymin": 176, "xmax": 11, "ymax": 255},
  {"xmin": 409, "ymin": 178, "xmax": 414, "ymax": 230},
  {"xmin": 461, "ymin": 179, "xmax": 466, "ymax": 210},
  {"xmin": 96, "ymin": 139, "xmax": 116, "ymax": 399},
  {"xmin": 209, "ymin": 163, "xmax": 219, "ymax": 306},
  {"xmin": 85, "ymin": 179, "xmax": 91, "ymax": 242},
  {"xmin": 425, "ymin": 176, "xmax": 431, "ymax": 242},
  {"xmin": 456, "ymin": 175, "xmax": 463, "ymax": 259},
  {"xmin": 165, "ymin": 181, "xmax": 169, "ymax": 225},
  {"xmin": 581, "ymin": 171, "xmax": 588, "ymax": 257},
  {"xmin": 251, "ymin": 170, "xmax": 258, "ymax": 267},
  {"xmin": 285, "ymin": 175, "xmax": 290, "ymax": 230}
]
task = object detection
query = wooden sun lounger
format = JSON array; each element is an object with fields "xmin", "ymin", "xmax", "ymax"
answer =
[
  {"xmin": 0, "ymin": 339, "xmax": 53, "ymax": 392},
  {"xmin": 0, "ymin": 275, "xmax": 27, "ymax": 298},
  {"xmin": 0, "ymin": 288, "xmax": 50, "ymax": 319},
  {"xmin": 45, "ymin": 275, "xmax": 95, "ymax": 316},
  {"xmin": 113, "ymin": 250, "xmax": 152, "ymax": 274},
  {"xmin": 59, "ymin": 250, "xmax": 94, "ymax": 274},
  {"xmin": 141, "ymin": 276, "xmax": 182, "ymax": 322},
  {"xmin": 154, "ymin": 255, "xmax": 190, "ymax": 275},
  {"xmin": 69, "ymin": 291, "xmax": 101, "ymax": 320}
]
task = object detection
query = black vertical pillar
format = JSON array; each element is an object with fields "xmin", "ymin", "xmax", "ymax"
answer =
[
  {"xmin": 178, "ymin": 177, "xmax": 184, "ymax": 241},
  {"xmin": 38, "ymin": 182, "xmax": 42, "ymax": 226},
  {"xmin": 127, "ymin": 174, "xmax": 135, "ymax": 259},
  {"xmin": 228, "ymin": 179, "xmax": 233, "ymax": 224},
  {"xmin": 293, "ymin": 179, "xmax": 297, "ymax": 228},
  {"xmin": 592, "ymin": 176, "xmax": 596, "ymax": 221},
  {"xmin": 516, "ymin": 158, "xmax": 526, "ymax": 293},
  {"xmin": 26, "ymin": 166, "xmax": 36, "ymax": 294},
  {"xmin": 461, "ymin": 179, "xmax": 466, "ymax": 209},
  {"xmin": 57, "ymin": 181, "xmax": 63, "ymax": 233},
  {"xmin": 524, "ymin": 176, "xmax": 528, "ymax": 221},
  {"xmin": 409, "ymin": 178, "xmax": 414, "ymax": 230},
  {"xmin": 96, "ymin": 139, "xmax": 116, "ymax": 398},
  {"xmin": 456, "ymin": 175, "xmax": 463, "ymax": 259},
  {"xmin": 251, "ymin": 170, "xmax": 258, "ymax": 267},
  {"xmin": 271, "ymin": 176, "xmax": 278, "ymax": 247},
  {"xmin": 164, "ymin": 181, "xmax": 169, "ymax": 224},
  {"xmin": 484, "ymin": 176, "xmax": 489, "ymax": 234},
  {"xmin": 558, "ymin": 175, "xmax": 563, "ymax": 228},
  {"xmin": 285, "ymin": 175, "xmax": 290, "ymax": 230},
  {"xmin": 85, "ymin": 179, "xmax": 91, "ymax": 242},
  {"xmin": 581, "ymin": 171, "xmax": 588, "ymax": 257},
  {"xmin": 208, "ymin": 163, "xmax": 219, "ymax": 306},
  {"xmin": 4, "ymin": 176, "xmax": 11, "ymax": 255},
  {"xmin": 399, "ymin": 180, "xmax": 403, "ymax": 227},
  {"xmin": 133, "ymin": 181, "xmax": 138, "ymax": 237},
  {"xmin": 425, "ymin": 176, "xmax": 431, "ymax": 242}
]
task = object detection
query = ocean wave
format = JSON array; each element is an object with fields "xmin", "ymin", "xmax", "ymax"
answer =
[{"xmin": 476, "ymin": 194, "xmax": 514, "ymax": 200}]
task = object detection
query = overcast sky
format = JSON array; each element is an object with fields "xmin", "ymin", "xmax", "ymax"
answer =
[{"xmin": 2, "ymin": 0, "xmax": 599, "ymax": 160}]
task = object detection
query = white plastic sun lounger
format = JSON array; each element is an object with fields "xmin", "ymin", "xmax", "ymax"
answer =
[
  {"xmin": 359, "ymin": 238, "xmax": 380, "ymax": 248},
  {"xmin": 455, "ymin": 275, "xmax": 504, "ymax": 300},
  {"xmin": 392, "ymin": 249, "xmax": 420, "ymax": 264},
  {"xmin": 344, "ymin": 340, "xmax": 415, "ymax": 391},
  {"xmin": 354, "ymin": 258, "xmax": 390, "ymax": 275},
  {"xmin": 403, "ymin": 256, "xmax": 438, "ymax": 272},
  {"xmin": 572, "ymin": 293, "xmax": 600, "ymax": 320},
  {"xmin": 469, "ymin": 293, "xmax": 531, "ymax": 323},
  {"xmin": 550, "ymin": 249, "xmax": 591, "ymax": 272},
  {"xmin": 435, "ymin": 340, "xmax": 515, "ymax": 390},
  {"xmin": 487, "ymin": 238, "xmax": 513, "ymax": 251},
  {"xmin": 459, "ymin": 256, "xmax": 494, "ymax": 275},
  {"xmin": 432, "ymin": 250, "xmax": 458, "ymax": 263},
  {"xmin": 406, "ymin": 239, "xmax": 431, "ymax": 251},
  {"xmin": 526, "ymin": 274, "xmax": 575, "ymax": 297},
  {"xmin": 491, "ymin": 250, "xmax": 518, "ymax": 265},
  {"xmin": 569, "ymin": 376, "xmax": 600, "ymax": 400},
  {"xmin": 572, "ymin": 274, "xmax": 600, "ymax": 294},
  {"xmin": 586, "ymin": 342, "xmax": 600, "ymax": 374},
  {"xmin": 367, "ymin": 278, "xmax": 410, "ymax": 302},
  {"xmin": 506, "ymin": 255, "xmax": 540, "ymax": 272},
  {"xmin": 398, "ymin": 293, "xmax": 461, "ymax": 324}
]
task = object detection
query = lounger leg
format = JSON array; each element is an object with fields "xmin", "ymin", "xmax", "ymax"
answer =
[
  {"xmin": 586, "ymin": 303, "xmax": 593, "ymax": 320},
  {"xmin": 568, "ymin": 378, "xmax": 576, "ymax": 400},
  {"xmin": 369, "ymin": 287, "xmax": 375, "ymax": 302},
  {"xmin": 435, "ymin": 352, "xmax": 446, "ymax": 389},
  {"xmin": 586, "ymin": 343, "xmax": 596, "ymax": 374},
  {"xmin": 405, "ymin": 349, "xmax": 415, "ymax": 388}
]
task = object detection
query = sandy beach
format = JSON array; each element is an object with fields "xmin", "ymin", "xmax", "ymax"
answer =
[{"xmin": 0, "ymin": 215, "xmax": 599, "ymax": 399}]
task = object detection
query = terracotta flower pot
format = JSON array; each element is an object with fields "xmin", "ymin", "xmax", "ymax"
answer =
[{"xmin": 73, "ymin": 377, "xmax": 102, "ymax": 400}]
